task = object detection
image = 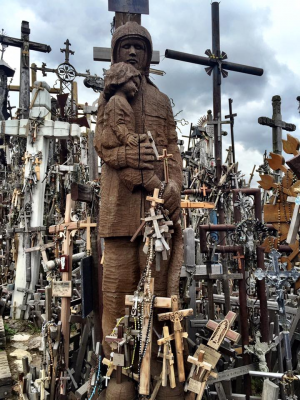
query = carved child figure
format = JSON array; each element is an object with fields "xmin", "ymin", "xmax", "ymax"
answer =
[{"xmin": 102, "ymin": 62, "xmax": 147, "ymax": 149}]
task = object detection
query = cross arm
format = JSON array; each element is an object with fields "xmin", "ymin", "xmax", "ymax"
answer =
[
  {"xmin": 165, "ymin": 49, "xmax": 263, "ymax": 76},
  {"xmin": 0, "ymin": 35, "xmax": 51, "ymax": 53},
  {"xmin": 157, "ymin": 308, "xmax": 193, "ymax": 322},
  {"xmin": 258, "ymin": 117, "xmax": 296, "ymax": 132}
]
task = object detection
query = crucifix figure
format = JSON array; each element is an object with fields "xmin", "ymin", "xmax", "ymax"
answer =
[
  {"xmin": 165, "ymin": 2, "xmax": 263, "ymax": 183},
  {"xmin": 0, "ymin": 21, "xmax": 51, "ymax": 119},
  {"xmin": 245, "ymin": 331, "xmax": 276, "ymax": 372},
  {"xmin": 255, "ymin": 248, "xmax": 300, "ymax": 328},
  {"xmin": 157, "ymin": 295, "xmax": 193, "ymax": 382},
  {"xmin": 225, "ymin": 98, "xmax": 237, "ymax": 166},
  {"xmin": 258, "ymin": 95, "xmax": 296, "ymax": 156}
]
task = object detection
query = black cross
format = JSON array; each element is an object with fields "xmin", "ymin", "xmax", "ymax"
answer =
[
  {"xmin": 165, "ymin": 2, "xmax": 263, "ymax": 183},
  {"xmin": 225, "ymin": 98, "xmax": 237, "ymax": 166},
  {"xmin": 60, "ymin": 39, "xmax": 75, "ymax": 64},
  {"xmin": 0, "ymin": 21, "xmax": 51, "ymax": 119}
]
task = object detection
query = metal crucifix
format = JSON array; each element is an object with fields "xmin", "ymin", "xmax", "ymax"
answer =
[{"xmin": 165, "ymin": 2, "xmax": 263, "ymax": 183}]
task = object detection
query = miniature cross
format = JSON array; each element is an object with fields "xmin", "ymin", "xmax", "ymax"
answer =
[
  {"xmin": 200, "ymin": 183, "xmax": 208, "ymax": 196},
  {"xmin": 158, "ymin": 149, "xmax": 173, "ymax": 183},
  {"xmin": 157, "ymin": 325, "xmax": 177, "ymax": 388},
  {"xmin": 146, "ymin": 188, "xmax": 164, "ymax": 239},
  {"xmin": 158, "ymin": 295, "xmax": 193, "ymax": 382},
  {"xmin": 60, "ymin": 39, "xmax": 75, "ymax": 63}
]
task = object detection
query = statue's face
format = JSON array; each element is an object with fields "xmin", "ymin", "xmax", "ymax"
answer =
[
  {"xmin": 117, "ymin": 38, "xmax": 147, "ymax": 71},
  {"xmin": 122, "ymin": 76, "xmax": 141, "ymax": 99}
]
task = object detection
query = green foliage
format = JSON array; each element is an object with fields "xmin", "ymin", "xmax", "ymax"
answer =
[{"xmin": 4, "ymin": 323, "xmax": 17, "ymax": 336}]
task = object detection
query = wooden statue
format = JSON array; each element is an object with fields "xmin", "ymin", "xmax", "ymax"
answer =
[{"xmin": 94, "ymin": 21, "xmax": 183, "ymax": 399}]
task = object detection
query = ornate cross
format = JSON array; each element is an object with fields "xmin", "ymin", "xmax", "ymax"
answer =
[
  {"xmin": 205, "ymin": 311, "xmax": 240, "ymax": 350},
  {"xmin": 158, "ymin": 295, "xmax": 193, "ymax": 382},
  {"xmin": 60, "ymin": 39, "xmax": 75, "ymax": 64}
]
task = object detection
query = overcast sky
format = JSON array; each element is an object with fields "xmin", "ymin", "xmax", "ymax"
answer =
[{"xmin": 1, "ymin": 0, "xmax": 300, "ymax": 185}]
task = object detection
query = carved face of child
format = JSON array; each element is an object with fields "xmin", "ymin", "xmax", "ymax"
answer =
[
  {"xmin": 118, "ymin": 38, "xmax": 147, "ymax": 71},
  {"xmin": 122, "ymin": 76, "xmax": 141, "ymax": 99}
]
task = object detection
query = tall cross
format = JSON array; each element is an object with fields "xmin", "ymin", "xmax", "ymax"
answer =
[
  {"xmin": 0, "ymin": 21, "xmax": 51, "ymax": 119},
  {"xmin": 225, "ymin": 98, "xmax": 237, "ymax": 166},
  {"xmin": 60, "ymin": 39, "xmax": 74, "ymax": 63},
  {"xmin": 165, "ymin": 2, "xmax": 263, "ymax": 183},
  {"xmin": 258, "ymin": 95, "xmax": 296, "ymax": 156}
]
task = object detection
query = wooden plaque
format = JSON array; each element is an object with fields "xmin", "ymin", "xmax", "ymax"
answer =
[{"xmin": 52, "ymin": 281, "xmax": 72, "ymax": 297}]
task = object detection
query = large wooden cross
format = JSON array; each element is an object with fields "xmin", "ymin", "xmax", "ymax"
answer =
[
  {"xmin": 157, "ymin": 326, "xmax": 176, "ymax": 388},
  {"xmin": 48, "ymin": 195, "xmax": 97, "ymax": 368},
  {"xmin": 258, "ymin": 95, "xmax": 296, "ymax": 155},
  {"xmin": 157, "ymin": 295, "xmax": 193, "ymax": 382},
  {"xmin": 164, "ymin": 2, "xmax": 263, "ymax": 183},
  {"xmin": 0, "ymin": 21, "xmax": 51, "ymax": 118}
]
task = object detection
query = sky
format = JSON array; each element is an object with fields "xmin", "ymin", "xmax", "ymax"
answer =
[{"xmin": 1, "ymin": 0, "xmax": 300, "ymax": 185}]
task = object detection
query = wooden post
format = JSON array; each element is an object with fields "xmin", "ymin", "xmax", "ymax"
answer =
[{"xmin": 60, "ymin": 194, "xmax": 74, "ymax": 368}]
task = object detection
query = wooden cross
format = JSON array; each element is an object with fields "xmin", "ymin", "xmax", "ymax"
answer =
[
  {"xmin": 36, "ymin": 367, "xmax": 50, "ymax": 400},
  {"xmin": 34, "ymin": 157, "xmax": 42, "ymax": 181},
  {"xmin": 0, "ymin": 21, "xmax": 51, "ymax": 119},
  {"xmin": 258, "ymin": 95, "xmax": 296, "ymax": 155},
  {"xmin": 146, "ymin": 188, "xmax": 164, "ymax": 239},
  {"xmin": 158, "ymin": 149, "xmax": 173, "ymax": 183},
  {"xmin": 287, "ymin": 192, "xmax": 300, "ymax": 244},
  {"xmin": 125, "ymin": 278, "xmax": 171, "ymax": 395},
  {"xmin": 157, "ymin": 326, "xmax": 176, "ymax": 388},
  {"xmin": 102, "ymin": 357, "xmax": 139, "ymax": 382},
  {"xmin": 200, "ymin": 183, "xmax": 208, "ymax": 197},
  {"xmin": 205, "ymin": 310, "xmax": 240, "ymax": 350},
  {"xmin": 185, "ymin": 345, "xmax": 220, "ymax": 400},
  {"xmin": 29, "ymin": 82, "xmax": 44, "ymax": 109},
  {"xmin": 233, "ymin": 251, "xmax": 245, "ymax": 270},
  {"xmin": 181, "ymin": 199, "xmax": 215, "ymax": 209},
  {"xmin": 158, "ymin": 295, "xmax": 193, "ymax": 382}
]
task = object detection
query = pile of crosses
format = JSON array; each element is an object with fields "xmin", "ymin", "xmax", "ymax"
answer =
[{"xmin": 0, "ymin": 2, "xmax": 300, "ymax": 400}]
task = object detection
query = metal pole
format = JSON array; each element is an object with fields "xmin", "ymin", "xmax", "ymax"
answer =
[
  {"xmin": 228, "ymin": 98, "xmax": 236, "ymax": 165},
  {"xmin": 212, "ymin": 2, "xmax": 222, "ymax": 183}
]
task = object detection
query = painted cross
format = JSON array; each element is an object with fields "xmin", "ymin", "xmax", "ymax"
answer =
[
  {"xmin": 158, "ymin": 149, "xmax": 173, "ymax": 183},
  {"xmin": 157, "ymin": 295, "xmax": 193, "ymax": 382},
  {"xmin": 258, "ymin": 95, "xmax": 296, "ymax": 155},
  {"xmin": 205, "ymin": 310, "xmax": 240, "ymax": 350}
]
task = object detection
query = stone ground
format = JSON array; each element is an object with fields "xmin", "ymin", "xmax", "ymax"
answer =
[{"xmin": 3, "ymin": 319, "xmax": 42, "ymax": 399}]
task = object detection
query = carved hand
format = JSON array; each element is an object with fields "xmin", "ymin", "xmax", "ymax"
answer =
[
  {"xmin": 125, "ymin": 143, "xmax": 155, "ymax": 169},
  {"xmin": 163, "ymin": 180, "xmax": 181, "ymax": 223}
]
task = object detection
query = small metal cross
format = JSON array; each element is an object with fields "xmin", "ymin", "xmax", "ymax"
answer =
[{"xmin": 60, "ymin": 39, "xmax": 75, "ymax": 63}]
